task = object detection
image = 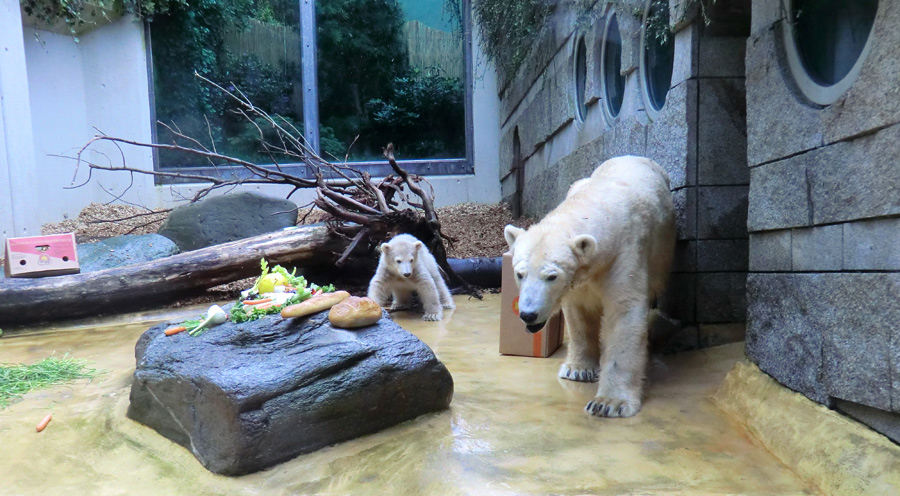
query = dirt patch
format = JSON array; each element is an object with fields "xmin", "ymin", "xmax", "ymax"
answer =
[
  {"xmin": 437, "ymin": 203, "xmax": 535, "ymax": 259},
  {"xmin": 42, "ymin": 203, "xmax": 169, "ymax": 243}
]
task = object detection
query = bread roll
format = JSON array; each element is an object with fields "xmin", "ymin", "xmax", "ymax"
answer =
[
  {"xmin": 281, "ymin": 290, "xmax": 350, "ymax": 318},
  {"xmin": 328, "ymin": 296, "xmax": 383, "ymax": 328}
]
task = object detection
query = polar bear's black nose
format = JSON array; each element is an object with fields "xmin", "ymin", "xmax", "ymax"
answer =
[
  {"xmin": 402, "ymin": 272, "xmax": 411, "ymax": 278},
  {"xmin": 519, "ymin": 311, "xmax": 538, "ymax": 324}
]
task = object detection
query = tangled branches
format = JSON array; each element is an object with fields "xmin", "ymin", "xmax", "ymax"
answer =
[{"xmin": 66, "ymin": 73, "xmax": 478, "ymax": 295}]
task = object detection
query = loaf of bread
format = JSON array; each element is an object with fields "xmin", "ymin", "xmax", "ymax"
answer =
[
  {"xmin": 328, "ymin": 296, "xmax": 383, "ymax": 328},
  {"xmin": 281, "ymin": 290, "xmax": 350, "ymax": 318}
]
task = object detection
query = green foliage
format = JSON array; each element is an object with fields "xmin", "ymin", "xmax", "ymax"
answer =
[
  {"xmin": 0, "ymin": 354, "xmax": 102, "ymax": 409},
  {"xmin": 316, "ymin": 0, "xmax": 407, "ymax": 156},
  {"xmin": 472, "ymin": 0, "xmax": 552, "ymax": 76},
  {"xmin": 366, "ymin": 69, "xmax": 465, "ymax": 158}
]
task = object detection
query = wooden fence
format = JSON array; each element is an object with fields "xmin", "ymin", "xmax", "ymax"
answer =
[{"xmin": 224, "ymin": 19, "xmax": 463, "ymax": 81}]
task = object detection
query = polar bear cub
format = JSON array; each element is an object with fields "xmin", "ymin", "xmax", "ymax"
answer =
[
  {"xmin": 367, "ymin": 234, "xmax": 456, "ymax": 321},
  {"xmin": 504, "ymin": 155, "xmax": 675, "ymax": 418}
]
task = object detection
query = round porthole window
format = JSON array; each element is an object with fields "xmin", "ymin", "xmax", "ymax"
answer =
[
  {"xmin": 573, "ymin": 34, "xmax": 588, "ymax": 122},
  {"xmin": 640, "ymin": 0, "xmax": 674, "ymax": 119},
  {"xmin": 600, "ymin": 12, "xmax": 624, "ymax": 123},
  {"xmin": 783, "ymin": 0, "xmax": 878, "ymax": 106}
]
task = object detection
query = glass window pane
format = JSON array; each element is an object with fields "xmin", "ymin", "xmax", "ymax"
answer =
[
  {"xmin": 793, "ymin": 0, "xmax": 878, "ymax": 87},
  {"xmin": 644, "ymin": 0, "xmax": 674, "ymax": 112},
  {"xmin": 151, "ymin": 0, "xmax": 305, "ymax": 168},
  {"xmin": 316, "ymin": 0, "xmax": 466, "ymax": 161},
  {"xmin": 574, "ymin": 35, "xmax": 587, "ymax": 121},
  {"xmin": 603, "ymin": 13, "xmax": 624, "ymax": 119}
]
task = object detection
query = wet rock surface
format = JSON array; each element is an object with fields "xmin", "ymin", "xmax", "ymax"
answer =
[
  {"xmin": 77, "ymin": 234, "xmax": 179, "ymax": 272},
  {"xmin": 127, "ymin": 309, "xmax": 454, "ymax": 475}
]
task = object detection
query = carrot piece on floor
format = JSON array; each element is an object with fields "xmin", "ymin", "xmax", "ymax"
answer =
[
  {"xmin": 36, "ymin": 414, "xmax": 52, "ymax": 432},
  {"xmin": 164, "ymin": 326, "xmax": 187, "ymax": 336}
]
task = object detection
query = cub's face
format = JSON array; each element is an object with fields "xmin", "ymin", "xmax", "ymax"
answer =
[
  {"xmin": 381, "ymin": 239, "xmax": 420, "ymax": 278},
  {"xmin": 504, "ymin": 225, "xmax": 597, "ymax": 333}
]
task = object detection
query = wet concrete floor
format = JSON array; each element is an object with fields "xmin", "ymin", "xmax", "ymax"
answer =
[{"xmin": 0, "ymin": 294, "xmax": 815, "ymax": 495}]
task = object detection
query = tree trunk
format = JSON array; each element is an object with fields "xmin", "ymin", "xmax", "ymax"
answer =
[{"xmin": 0, "ymin": 226, "xmax": 349, "ymax": 326}]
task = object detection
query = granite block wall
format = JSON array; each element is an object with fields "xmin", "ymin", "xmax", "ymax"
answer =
[
  {"xmin": 497, "ymin": 0, "xmax": 751, "ymax": 351},
  {"xmin": 745, "ymin": 1, "xmax": 900, "ymax": 441}
]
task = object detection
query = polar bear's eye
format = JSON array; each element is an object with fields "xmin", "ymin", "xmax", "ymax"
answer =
[
  {"xmin": 546, "ymin": 274, "xmax": 558, "ymax": 281},
  {"xmin": 395, "ymin": 258, "xmax": 402, "ymax": 264},
  {"xmin": 516, "ymin": 271, "xmax": 524, "ymax": 280}
]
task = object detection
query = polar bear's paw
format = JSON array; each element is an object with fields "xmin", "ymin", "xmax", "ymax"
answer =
[
  {"xmin": 422, "ymin": 312, "xmax": 443, "ymax": 321},
  {"xmin": 558, "ymin": 363, "xmax": 600, "ymax": 382},
  {"xmin": 442, "ymin": 301, "xmax": 456, "ymax": 310},
  {"xmin": 389, "ymin": 303, "xmax": 412, "ymax": 311},
  {"xmin": 585, "ymin": 396, "xmax": 641, "ymax": 418}
]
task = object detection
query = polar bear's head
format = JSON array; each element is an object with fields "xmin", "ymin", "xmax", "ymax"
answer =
[
  {"xmin": 504, "ymin": 225, "xmax": 597, "ymax": 333},
  {"xmin": 380, "ymin": 234, "xmax": 422, "ymax": 278}
]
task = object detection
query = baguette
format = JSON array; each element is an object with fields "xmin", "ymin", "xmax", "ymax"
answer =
[
  {"xmin": 281, "ymin": 290, "xmax": 350, "ymax": 318},
  {"xmin": 328, "ymin": 296, "xmax": 383, "ymax": 328}
]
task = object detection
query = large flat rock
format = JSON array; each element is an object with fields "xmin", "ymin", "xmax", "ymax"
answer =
[{"xmin": 127, "ymin": 309, "xmax": 453, "ymax": 475}]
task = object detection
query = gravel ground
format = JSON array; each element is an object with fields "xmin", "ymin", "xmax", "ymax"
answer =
[{"xmin": 3, "ymin": 202, "xmax": 534, "ymax": 305}]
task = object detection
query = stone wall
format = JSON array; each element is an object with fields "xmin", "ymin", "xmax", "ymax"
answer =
[
  {"xmin": 745, "ymin": 1, "xmax": 900, "ymax": 441},
  {"xmin": 496, "ymin": 0, "xmax": 751, "ymax": 350}
]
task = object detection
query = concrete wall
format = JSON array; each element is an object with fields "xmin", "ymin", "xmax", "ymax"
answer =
[
  {"xmin": 745, "ymin": 1, "xmax": 900, "ymax": 441},
  {"xmin": 497, "ymin": 0, "xmax": 750, "ymax": 350},
  {"xmin": 0, "ymin": 0, "xmax": 40, "ymax": 241},
  {"xmin": 0, "ymin": 10, "xmax": 500, "ymax": 248}
]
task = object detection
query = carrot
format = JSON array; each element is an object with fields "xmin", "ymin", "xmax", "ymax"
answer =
[
  {"xmin": 312, "ymin": 289, "xmax": 322, "ymax": 296},
  {"xmin": 255, "ymin": 302, "xmax": 277, "ymax": 310},
  {"xmin": 243, "ymin": 298, "xmax": 273, "ymax": 305},
  {"xmin": 36, "ymin": 414, "xmax": 52, "ymax": 432},
  {"xmin": 164, "ymin": 326, "xmax": 187, "ymax": 336}
]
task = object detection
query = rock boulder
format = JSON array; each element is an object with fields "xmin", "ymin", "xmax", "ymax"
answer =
[
  {"xmin": 127, "ymin": 308, "xmax": 453, "ymax": 475},
  {"xmin": 77, "ymin": 234, "xmax": 179, "ymax": 272},
  {"xmin": 157, "ymin": 192, "xmax": 298, "ymax": 251}
]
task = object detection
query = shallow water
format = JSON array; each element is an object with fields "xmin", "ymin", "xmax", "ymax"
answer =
[{"xmin": 0, "ymin": 294, "xmax": 813, "ymax": 495}]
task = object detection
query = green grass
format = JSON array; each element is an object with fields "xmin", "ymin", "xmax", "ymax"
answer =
[{"xmin": 0, "ymin": 354, "xmax": 103, "ymax": 409}]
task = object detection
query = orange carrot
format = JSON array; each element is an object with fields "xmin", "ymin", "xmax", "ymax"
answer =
[
  {"xmin": 36, "ymin": 414, "xmax": 52, "ymax": 432},
  {"xmin": 243, "ymin": 298, "xmax": 273, "ymax": 305},
  {"xmin": 164, "ymin": 326, "xmax": 187, "ymax": 336},
  {"xmin": 311, "ymin": 289, "xmax": 322, "ymax": 296},
  {"xmin": 255, "ymin": 302, "xmax": 277, "ymax": 310}
]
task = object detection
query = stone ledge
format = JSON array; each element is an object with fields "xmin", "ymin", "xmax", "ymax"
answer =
[{"xmin": 713, "ymin": 361, "xmax": 900, "ymax": 495}]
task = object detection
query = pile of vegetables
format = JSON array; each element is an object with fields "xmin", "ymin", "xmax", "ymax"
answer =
[
  {"xmin": 164, "ymin": 259, "xmax": 336, "ymax": 337},
  {"xmin": 230, "ymin": 259, "xmax": 334, "ymax": 324}
]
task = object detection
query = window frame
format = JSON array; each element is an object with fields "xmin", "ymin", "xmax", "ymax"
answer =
[
  {"xmin": 781, "ymin": 0, "xmax": 878, "ymax": 106},
  {"xmin": 147, "ymin": 0, "xmax": 475, "ymax": 184},
  {"xmin": 638, "ymin": 0, "xmax": 674, "ymax": 122},
  {"xmin": 572, "ymin": 32, "xmax": 588, "ymax": 123},
  {"xmin": 599, "ymin": 10, "xmax": 624, "ymax": 127}
]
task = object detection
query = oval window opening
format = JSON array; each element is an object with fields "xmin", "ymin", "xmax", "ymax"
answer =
[
  {"xmin": 574, "ymin": 35, "xmax": 588, "ymax": 122},
  {"xmin": 792, "ymin": 0, "xmax": 877, "ymax": 86},
  {"xmin": 643, "ymin": 0, "xmax": 674, "ymax": 113},
  {"xmin": 602, "ymin": 13, "xmax": 625, "ymax": 120}
]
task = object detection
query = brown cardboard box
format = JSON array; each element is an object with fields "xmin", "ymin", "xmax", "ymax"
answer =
[
  {"xmin": 499, "ymin": 252, "xmax": 564, "ymax": 357},
  {"xmin": 4, "ymin": 233, "xmax": 80, "ymax": 278}
]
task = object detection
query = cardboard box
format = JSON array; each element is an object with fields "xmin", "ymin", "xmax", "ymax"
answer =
[
  {"xmin": 4, "ymin": 233, "xmax": 80, "ymax": 278},
  {"xmin": 499, "ymin": 252, "xmax": 564, "ymax": 357}
]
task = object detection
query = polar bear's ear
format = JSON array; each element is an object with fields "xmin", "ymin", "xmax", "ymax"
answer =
[
  {"xmin": 570, "ymin": 234, "xmax": 597, "ymax": 261},
  {"xmin": 504, "ymin": 225, "xmax": 525, "ymax": 250},
  {"xmin": 379, "ymin": 243, "xmax": 390, "ymax": 254},
  {"xmin": 413, "ymin": 241, "xmax": 423, "ymax": 252}
]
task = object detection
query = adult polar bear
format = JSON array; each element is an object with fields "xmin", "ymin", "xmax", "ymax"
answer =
[{"xmin": 504, "ymin": 155, "xmax": 675, "ymax": 418}]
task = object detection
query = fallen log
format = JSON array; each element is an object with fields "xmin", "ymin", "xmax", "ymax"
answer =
[{"xmin": 0, "ymin": 226, "xmax": 349, "ymax": 326}]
